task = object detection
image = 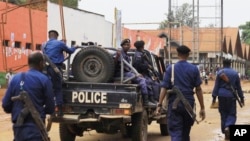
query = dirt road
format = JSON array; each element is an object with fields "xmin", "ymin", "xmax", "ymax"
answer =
[{"xmin": 0, "ymin": 80, "xmax": 249, "ymax": 141}]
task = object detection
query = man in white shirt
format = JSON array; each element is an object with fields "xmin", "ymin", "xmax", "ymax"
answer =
[{"xmin": 5, "ymin": 69, "xmax": 14, "ymax": 86}]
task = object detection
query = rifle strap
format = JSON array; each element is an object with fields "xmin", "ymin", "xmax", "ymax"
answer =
[
  {"xmin": 20, "ymin": 72, "xmax": 25, "ymax": 91},
  {"xmin": 171, "ymin": 64, "xmax": 174, "ymax": 85}
]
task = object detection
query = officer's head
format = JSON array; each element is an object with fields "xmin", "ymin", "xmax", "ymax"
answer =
[
  {"xmin": 134, "ymin": 40, "xmax": 145, "ymax": 51},
  {"xmin": 223, "ymin": 59, "xmax": 231, "ymax": 67},
  {"xmin": 28, "ymin": 51, "xmax": 45, "ymax": 72},
  {"xmin": 48, "ymin": 30, "xmax": 59, "ymax": 39},
  {"xmin": 176, "ymin": 45, "xmax": 190, "ymax": 59},
  {"xmin": 120, "ymin": 39, "xmax": 131, "ymax": 52}
]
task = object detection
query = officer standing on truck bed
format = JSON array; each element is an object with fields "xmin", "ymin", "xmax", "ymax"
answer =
[
  {"xmin": 156, "ymin": 45, "xmax": 206, "ymax": 141},
  {"xmin": 43, "ymin": 30, "xmax": 77, "ymax": 116},
  {"xmin": 114, "ymin": 39, "xmax": 155, "ymax": 106},
  {"xmin": 133, "ymin": 40, "xmax": 159, "ymax": 104},
  {"xmin": 2, "ymin": 51, "xmax": 55, "ymax": 141}
]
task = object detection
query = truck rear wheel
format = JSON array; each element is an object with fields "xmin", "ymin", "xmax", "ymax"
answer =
[
  {"xmin": 132, "ymin": 110, "xmax": 148, "ymax": 141},
  {"xmin": 72, "ymin": 46, "xmax": 115, "ymax": 83},
  {"xmin": 59, "ymin": 123, "xmax": 76, "ymax": 141},
  {"xmin": 160, "ymin": 124, "xmax": 169, "ymax": 136},
  {"xmin": 121, "ymin": 124, "xmax": 132, "ymax": 138}
]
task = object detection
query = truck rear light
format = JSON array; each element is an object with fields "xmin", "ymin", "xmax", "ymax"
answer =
[
  {"xmin": 111, "ymin": 109, "xmax": 131, "ymax": 115},
  {"xmin": 63, "ymin": 106, "xmax": 72, "ymax": 112}
]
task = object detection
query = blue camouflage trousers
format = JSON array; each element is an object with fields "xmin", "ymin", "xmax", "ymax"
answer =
[
  {"xmin": 47, "ymin": 66, "xmax": 63, "ymax": 105},
  {"xmin": 116, "ymin": 71, "xmax": 149, "ymax": 95},
  {"xmin": 13, "ymin": 123, "xmax": 43, "ymax": 141},
  {"xmin": 218, "ymin": 96, "xmax": 237, "ymax": 133},
  {"xmin": 167, "ymin": 96, "xmax": 195, "ymax": 141}
]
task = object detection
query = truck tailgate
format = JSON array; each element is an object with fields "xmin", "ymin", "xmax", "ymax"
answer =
[{"xmin": 62, "ymin": 82, "xmax": 142, "ymax": 114}]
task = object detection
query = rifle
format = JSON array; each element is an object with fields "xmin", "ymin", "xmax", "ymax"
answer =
[
  {"xmin": 43, "ymin": 54, "xmax": 62, "ymax": 76},
  {"xmin": 142, "ymin": 51, "xmax": 159, "ymax": 81},
  {"xmin": 11, "ymin": 91, "xmax": 50, "ymax": 141},
  {"xmin": 219, "ymin": 73, "xmax": 244, "ymax": 108},
  {"xmin": 169, "ymin": 86, "xmax": 199, "ymax": 124}
]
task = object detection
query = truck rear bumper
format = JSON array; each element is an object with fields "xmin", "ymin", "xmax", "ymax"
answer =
[{"xmin": 52, "ymin": 114, "xmax": 131, "ymax": 123}]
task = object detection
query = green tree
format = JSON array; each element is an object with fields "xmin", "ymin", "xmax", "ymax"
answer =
[
  {"xmin": 159, "ymin": 3, "xmax": 193, "ymax": 29},
  {"xmin": 5, "ymin": 0, "xmax": 78, "ymax": 8},
  {"xmin": 50, "ymin": 0, "xmax": 78, "ymax": 8},
  {"xmin": 239, "ymin": 21, "xmax": 250, "ymax": 45}
]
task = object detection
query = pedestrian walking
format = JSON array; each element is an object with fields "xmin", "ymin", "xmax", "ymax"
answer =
[
  {"xmin": 5, "ymin": 68, "xmax": 14, "ymax": 87},
  {"xmin": 212, "ymin": 59, "xmax": 244, "ymax": 140},
  {"xmin": 156, "ymin": 45, "xmax": 205, "ymax": 141}
]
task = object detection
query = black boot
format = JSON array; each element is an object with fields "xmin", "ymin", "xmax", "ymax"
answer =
[
  {"xmin": 142, "ymin": 95, "xmax": 156, "ymax": 107},
  {"xmin": 149, "ymin": 95, "xmax": 158, "ymax": 104}
]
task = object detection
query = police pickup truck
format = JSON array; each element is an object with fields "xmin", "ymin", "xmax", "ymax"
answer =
[{"xmin": 50, "ymin": 46, "xmax": 168, "ymax": 141}]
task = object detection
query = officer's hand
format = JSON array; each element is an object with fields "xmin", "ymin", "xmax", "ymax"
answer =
[
  {"xmin": 61, "ymin": 39, "xmax": 67, "ymax": 43},
  {"xmin": 137, "ymin": 73, "xmax": 143, "ymax": 77},
  {"xmin": 199, "ymin": 109, "xmax": 205, "ymax": 121},
  {"xmin": 155, "ymin": 106, "xmax": 161, "ymax": 116},
  {"xmin": 212, "ymin": 95, "xmax": 216, "ymax": 103},
  {"xmin": 116, "ymin": 50, "xmax": 121, "ymax": 58},
  {"xmin": 240, "ymin": 98, "xmax": 245, "ymax": 106},
  {"xmin": 148, "ymin": 65, "xmax": 153, "ymax": 69}
]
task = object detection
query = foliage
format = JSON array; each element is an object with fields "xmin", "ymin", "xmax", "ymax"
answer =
[
  {"xmin": 246, "ymin": 69, "xmax": 250, "ymax": 78},
  {"xmin": 0, "ymin": 72, "xmax": 6, "ymax": 86},
  {"xmin": 49, "ymin": 0, "xmax": 78, "ymax": 8},
  {"xmin": 159, "ymin": 3, "xmax": 193, "ymax": 29},
  {"xmin": 4, "ymin": 0, "xmax": 78, "ymax": 8},
  {"xmin": 239, "ymin": 21, "xmax": 250, "ymax": 45}
]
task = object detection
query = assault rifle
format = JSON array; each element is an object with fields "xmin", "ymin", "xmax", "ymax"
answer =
[
  {"xmin": 43, "ymin": 54, "xmax": 62, "ymax": 76},
  {"xmin": 11, "ymin": 91, "xmax": 50, "ymax": 141},
  {"xmin": 142, "ymin": 52, "xmax": 159, "ymax": 81},
  {"xmin": 169, "ymin": 86, "xmax": 199, "ymax": 124},
  {"xmin": 219, "ymin": 73, "xmax": 244, "ymax": 108}
]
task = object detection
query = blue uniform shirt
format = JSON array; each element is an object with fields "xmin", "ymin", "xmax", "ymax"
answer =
[
  {"xmin": 115, "ymin": 49, "xmax": 131, "ymax": 72},
  {"xmin": 133, "ymin": 50, "xmax": 150, "ymax": 74},
  {"xmin": 161, "ymin": 60, "xmax": 202, "ymax": 100},
  {"xmin": 43, "ymin": 38, "xmax": 76, "ymax": 64},
  {"xmin": 2, "ymin": 69, "xmax": 55, "ymax": 123},
  {"xmin": 212, "ymin": 67, "xmax": 244, "ymax": 99}
]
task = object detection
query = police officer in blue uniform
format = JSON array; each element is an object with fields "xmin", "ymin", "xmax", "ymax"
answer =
[
  {"xmin": 43, "ymin": 30, "xmax": 77, "ymax": 116},
  {"xmin": 114, "ymin": 39, "xmax": 155, "ymax": 106},
  {"xmin": 133, "ymin": 40, "xmax": 159, "ymax": 104},
  {"xmin": 212, "ymin": 59, "xmax": 244, "ymax": 140},
  {"xmin": 2, "ymin": 51, "xmax": 55, "ymax": 141},
  {"xmin": 156, "ymin": 45, "xmax": 205, "ymax": 141}
]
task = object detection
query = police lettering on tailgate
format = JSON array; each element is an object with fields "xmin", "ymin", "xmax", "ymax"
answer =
[{"xmin": 72, "ymin": 91, "xmax": 107, "ymax": 104}]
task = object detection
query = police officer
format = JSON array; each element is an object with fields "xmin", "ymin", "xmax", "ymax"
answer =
[
  {"xmin": 43, "ymin": 30, "xmax": 77, "ymax": 116},
  {"xmin": 133, "ymin": 40, "xmax": 159, "ymax": 104},
  {"xmin": 156, "ymin": 45, "xmax": 205, "ymax": 141},
  {"xmin": 2, "ymin": 51, "xmax": 55, "ymax": 141},
  {"xmin": 114, "ymin": 39, "xmax": 155, "ymax": 106},
  {"xmin": 212, "ymin": 59, "xmax": 244, "ymax": 140}
]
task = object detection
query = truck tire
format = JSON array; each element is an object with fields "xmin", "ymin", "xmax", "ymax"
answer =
[
  {"xmin": 160, "ymin": 124, "xmax": 169, "ymax": 136},
  {"xmin": 72, "ymin": 46, "xmax": 115, "ymax": 83},
  {"xmin": 59, "ymin": 123, "xmax": 76, "ymax": 141},
  {"xmin": 132, "ymin": 110, "xmax": 148, "ymax": 141},
  {"xmin": 122, "ymin": 124, "xmax": 132, "ymax": 138}
]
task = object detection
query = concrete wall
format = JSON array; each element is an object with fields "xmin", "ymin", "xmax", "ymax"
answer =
[{"xmin": 48, "ymin": 2, "xmax": 113, "ymax": 47}]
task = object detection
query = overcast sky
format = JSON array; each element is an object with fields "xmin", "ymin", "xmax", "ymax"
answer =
[{"xmin": 78, "ymin": 0, "xmax": 250, "ymax": 29}]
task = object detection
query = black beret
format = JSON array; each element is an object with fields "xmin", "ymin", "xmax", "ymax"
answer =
[
  {"xmin": 120, "ymin": 39, "xmax": 130, "ymax": 46},
  {"xmin": 223, "ymin": 59, "xmax": 231, "ymax": 65},
  {"xmin": 134, "ymin": 40, "xmax": 145, "ymax": 48},
  {"xmin": 48, "ymin": 30, "xmax": 59, "ymax": 36},
  {"xmin": 176, "ymin": 45, "xmax": 191, "ymax": 54}
]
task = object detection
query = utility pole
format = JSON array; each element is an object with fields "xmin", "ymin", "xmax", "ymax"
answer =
[{"xmin": 220, "ymin": 0, "xmax": 223, "ymax": 67}]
